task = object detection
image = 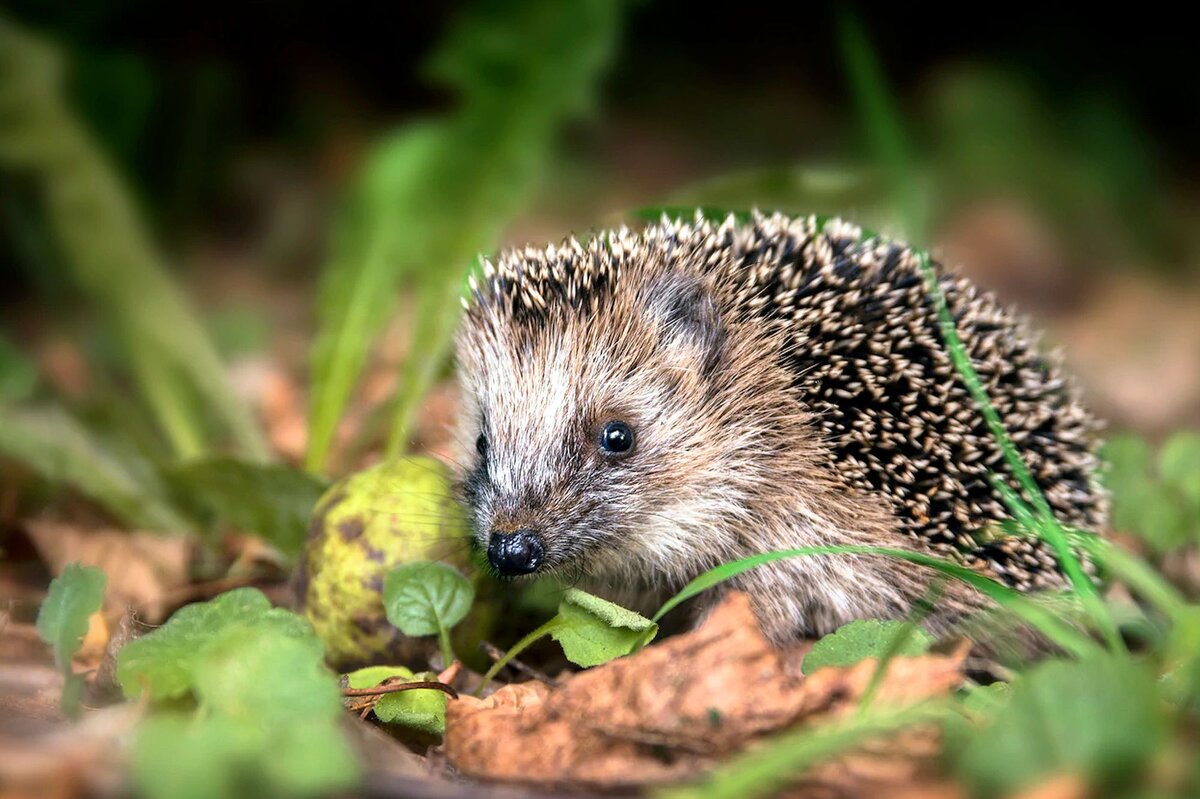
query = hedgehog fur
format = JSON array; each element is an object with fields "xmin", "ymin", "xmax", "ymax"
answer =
[{"xmin": 452, "ymin": 211, "xmax": 1105, "ymax": 642}]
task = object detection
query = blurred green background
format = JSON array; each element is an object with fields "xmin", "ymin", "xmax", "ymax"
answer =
[{"xmin": 2, "ymin": 0, "xmax": 1198, "ymax": 482}]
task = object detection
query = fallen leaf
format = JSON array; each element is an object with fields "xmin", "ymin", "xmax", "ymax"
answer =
[
  {"xmin": 445, "ymin": 592, "xmax": 966, "ymax": 789},
  {"xmin": 24, "ymin": 521, "xmax": 191, "ymax": 623}
]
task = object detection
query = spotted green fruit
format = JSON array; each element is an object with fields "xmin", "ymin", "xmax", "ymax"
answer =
[{"xmin": 294, "ymin": 456, "xmax": 487, "ymax": 668}]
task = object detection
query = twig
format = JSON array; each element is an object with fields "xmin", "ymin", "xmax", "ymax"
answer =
[
  {"xmin": 343, "ymin": 679, "xmax": 459, "ymax": 700},
  {"xmin": 480, "ymin": 641, "xmax": 559, "ymax": 687}
]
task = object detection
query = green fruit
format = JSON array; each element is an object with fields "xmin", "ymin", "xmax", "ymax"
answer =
[{"xmin": 294, "ymin": 457, "xmax": 487, "ymax": 668}]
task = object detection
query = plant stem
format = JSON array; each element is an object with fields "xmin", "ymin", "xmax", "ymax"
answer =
[
  {"xmin": 342, "ymin": 680, "xmax": 458, "ymax": 699},
  {"xmin": 475, "ymin": 617, "xmax": 565, "ymax": 696},
  {"xmin": 437, "ymin": 625, "xmax": 456, "ymax": 671}
]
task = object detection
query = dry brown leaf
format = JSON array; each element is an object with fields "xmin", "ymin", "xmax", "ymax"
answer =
[
  {"xmin": 445, "ymin": 592, "xmax": 966, "ymax": 790},
  {"xmin": 24, "ymin": 520, "xmax": 191, "ymax": 623}
]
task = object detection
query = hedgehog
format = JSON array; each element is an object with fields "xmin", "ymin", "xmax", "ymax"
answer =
[{"xmin": 451, "ymin": 211, "xmax": 1104, "ymax": 643}]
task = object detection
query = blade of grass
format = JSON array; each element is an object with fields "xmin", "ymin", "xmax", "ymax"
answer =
[
  {"xmin": 0, "ymin": 21, "xmax": 268, "ymax": 461},
  {"xmin": 653, "ymin": 546, "xmax": 1100, "ymax": 660},
  {"xmin": 858, "ymin": 577, "xmax": 946, "ymax": 714},
  {"xmin": 0, "ymin": 405, "xmax": 192, "ymax": 531},
  {"xmin": 836, "ymin": 9, "xmax": 1120, "ymax": 652},
  {"xmin": 307, "ymin": 0, "xmax": 624, "ymax": 471},
  {"xmin": 476, "ymin": 617, "xmax": 565, "ymax": 696},
  {"xmin": 655, "ymin": 701, "xmax": 950, "ymax": 799},
  {"xmin": 1082, "ymin": 537, "xmax": 1187, "ymax": 621}
]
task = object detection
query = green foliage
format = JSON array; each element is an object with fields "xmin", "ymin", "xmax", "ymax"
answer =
[
  {"xmin": 0, "ymin": 405, "xmax": 192, "ymax": 531},
  {"xmin": 37, "ymin": 562, "xmax": 106, "ymax": 716},
  {"xmin": 384, "ymin": 560, "xmax": 475, "ymax": 665},
  {"xmin": 836, "ymin": 10, "xmax": 1119, "ymax": 652},
  {"xmin": 1104, "ymin": 433, "xmax": 1200, "ymax": 553},
  {"xmin": 117, "ymin": 587, "xmax": 315, "ymax": 700},
  {"xmin": 167, "ymin": 457, "xmax": 328, "ymax": 557},
  {"xmin": 132, "ymin": 628, "xmax": 358, "ymax": 799},
  {"xmin": 36, "ymin": 559, "xmax": 106, "ymax": 715},
  {"xmin": 928, "ymin": 68, "xmax": 1180, "ymax": 264},
  {"xmin": 652, "ymin": 545, "xmax": 1099, "ymax": 659},
  {"xmin": 346, "ymin": 666, "xmax": 448, "ymax": 736},
  {"xmin": 551, "ymin": 588, "xmax": 659, "ymax": 668},
  {"xmin": 36, "ymin": 562, "xmax": 107, "ymax": 671},
  {"xmin": 656, "ymin": 703, "xmax": 947, "ymax": 799},
  {"xmin": 802, "ymin": 619, "xmax": 933, "ymax": 675},
  {"xmin": 383, "ymin": 561, "xmax": 475, "ymax": 637},
  {"xmin": 306, "ymin": 0, "xmax": 625, "ymax": 471},
  {"xmin": 0, "ymin": 333, "xmax": 37, "ymax": 402},
  {"xmin": 478, "ymin": 588, "xmax": 658, "ymax": 693},
  {"xmin": 957, "ymin": 655, "xmax": 1164, "ymax": 797},
  {"xmin": 0, "ymin": 19, "xmax": 266, "ymax": 461},
  {"xmin": 120, "ymin": 589, "xmax": 357, "ymax": 797}
]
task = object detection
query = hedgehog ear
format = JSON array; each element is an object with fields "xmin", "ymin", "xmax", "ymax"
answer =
[{"xmin": 646, "ymin": 274, "xmax": 724, "ymax": 374}]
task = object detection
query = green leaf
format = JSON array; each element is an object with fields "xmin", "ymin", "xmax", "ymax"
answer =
[
  {"xmin": 957, "ymin": 655, "xmax": 1163, "ymax": 797},
  {"xmin": 345, "ymin": 665, "xmax": 415, "ymax": 689},
  {"xmin": 383, "ymin": 561, "xmax": 474, "ymax": 637},
  {"xmin": 0, "ymin": 333, "xmax": 38, "ymax": 402},
  {"xmin": 167, "ymin": 457, "xmax": 328, "ymax": 557},
  {"xmin": 0, "ymin": 405, "xmax": 192, "ymax": 532},
  {"xmin": 373, "ymin": 677, "xmax": 448, "ymax": 736},
  {"xmin": 132, "ymin": 714, "xmax": 249, "ymax": 799},
  {"xmin": 193, "ymin": 627, "xmax": 339, "ymax": 722},
  {"xmin": 477, "ymin": 588, "xmax": 659, "ymax": 693},
  {"xmin": 1103, "ymin": 433, "xmax": 1200, "ymax": 553},
  {"xmin": 802, "ymin": 619, "xmax": 934, "ymax": 675},
  {"xmin": 373, "ymin": 687, "xmax": 447, "ymax": 735},
  {"xmin": 116, "ymin": 587, "xmax": 317, "ymax": 700},
  {"xmin": 551, "ymin": 588, "xmax": 658, "ymax": 667},
  {"xmin": 345, "ymin": 665, "xmax": 447, "ymax": 735},
  {"xmin": 131, "ymin": 629, "xmax": 358, "ymax": 799},
  {"xmin": 36, "ymin": 562, "xmax": 106, "ymax": 671},
  {"xmin": 1162, "ymin": 606, "xmax": 1200, "ymax": 708}
]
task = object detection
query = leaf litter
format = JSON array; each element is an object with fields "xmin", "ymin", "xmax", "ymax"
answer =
[{"xmin": 445, "ymin": 592, "xmax": 967, "ymax": 791}]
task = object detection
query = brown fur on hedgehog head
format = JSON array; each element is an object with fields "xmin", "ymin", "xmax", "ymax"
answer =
[
  {"xmin": 453, "ymin": 224, "xmax": 820, "ymax": 585},
  {"xmin": 453, "ymin": 222, "xmax": 904, "ymax": 605}
]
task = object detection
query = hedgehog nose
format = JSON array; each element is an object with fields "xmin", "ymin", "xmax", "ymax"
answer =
[{"xmin": 487, "ymin": 529, "xmax": 545, "ymax": 577}]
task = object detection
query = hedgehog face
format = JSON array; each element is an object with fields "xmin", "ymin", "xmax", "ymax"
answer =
[{"xmin": 453, "ymin": 265, "xmax": 770, "ymax": 587}]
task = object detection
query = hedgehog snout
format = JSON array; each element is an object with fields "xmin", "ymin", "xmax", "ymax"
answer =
[{"xmin": 487, "ymin": 528, "xmax": 545, "ymax": 577}]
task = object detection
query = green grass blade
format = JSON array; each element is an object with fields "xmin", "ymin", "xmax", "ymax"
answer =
[
  {"xmin": 0, "ymin": 405, "xmax": 193, "ymax": 531},
  {"xmin": 653, "ymin": 546, "xmax": 1100, "ymax": 659},
  {"xmin": 836, "ymin": 8, "xmax": 926, "ymax": 237},
  {"xmin": 1082, "ymin": 537, "xmax": 1187, "ymax": 621},
  {"xmin": 656, "ymin": 701, "xmax": 949, "ymax": 799},
  {"xmin": 307, "ymin": 0, "xmax": 625, "ymax": 471},
  {"xmin": 475, "ymin": 617, "xmax": 564, "ymax": 697},
  {"xmin": 859, "ymin": 578, "xmax": 945, "ymax": 714},
  {"xmin": 0, "ymin": 20, "xmax": 268, "ymax": 461},
  {"xmin": 836, "ymin": 10, "xmax": 1120, "ymax": 652}
]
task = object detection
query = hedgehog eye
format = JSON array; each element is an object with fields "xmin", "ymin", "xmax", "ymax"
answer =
[
  {"xmin": 476, "ymin": 433, "xmax": 488, "ymax": 457},
  {"xmin": 598, "ymin": 420, "xmax": 635, "ymax": 456}
]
